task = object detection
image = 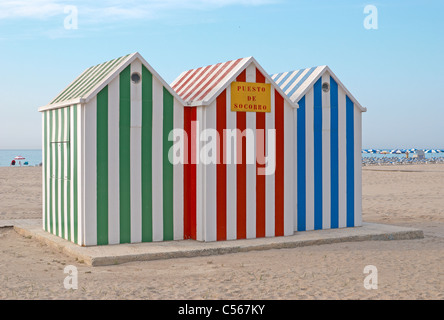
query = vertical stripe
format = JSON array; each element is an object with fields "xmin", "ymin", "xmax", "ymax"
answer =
[
  {"xmin": 68, "ymin": 106, "xmax": 73, "ymax": 242},
  {"xmin": 55, "ymin": 109, "xmax": 60, "ymax": 236},
  {"xmin": 245, "ymin": 114, "xmax": 257, "ymax": 234},
  {"xmin": 204, "ymin": 102, "xmax": 217, "ymax": 242},
  {"xmin": 77, "ymin": 104, "xmax": 84, "ymax": 245},
  {"xmin": 64, "ymin": 107, "xmax": 69, "ymax": 240},
  {"xmin": 84, "ymin": 97, "xmax": 97, "ymax": 245},
  {"xmin": 184, "ymin": 107, "xmax": 197, "ymax": 239},
  {"xmin": 330, "ymin": 77, "xmax": 339, "ymax": 229},
  {"xmin": 141, "ymin": 65, "xmax": 153, "ymax": 242},
  {"xmin": 265, "ymin": 87, "xmax": 275, "ymax": 237},
  {"xmin": 313, "ymin": 78, "xmax": 323, "ymax": 230},
  {"xmin": 73, "ymin": 105, "xmax": 78, "ymax": 244},
  {"xmin": 43, "ymin": 112, "xmax": 47, "ymax": 231},
  {"xmin": 50, "ymin": 110, "xmax": 55, "ymax": 234},
  {"xmin": 283, "ymin": 100, "xmax": 295, "ymax": 236},
  {"xmin": 163, "ymin": 87, "xmax": 174, "ymax": 241},
  {"xmin": 69, "ymin": 106, "xmax": 74, "ymax": 242},
  {"xmin": 60, "ymin": 108, "xmax": 65, "ymax": 239},
  {"xmin": 97, "ymin": 86, "xmax": 109, "ymax": 245},
  {"xmin": 346, "ymin": 96, "xmax": 355, "ymax": 227},
  {"xmin": 119, "ymin": 65, "xmax": 131, "ymax": 243},
  {"xmin": 305, "ymin": 88, "xmax": 314, "ymax": 231},
  {"xmin": 216, "ymin": 90, "xmax": 227, "ymax": 241},
  {"xmin": 321, "ymin": 74, "xmax": 331, "ymax": 230},
  {"xmin": 152, "ymin": 77, "xmax": 164, "ymax": 241},
  {"xmin": 297, "ymin": 96, "xmax": 306, "ymax": 231},
  {"xmin": 183, "ymin": 109, "xmax": 190, "ymax": 239},
  {"xmin": 293, "ymin": 95, "xmax": 298, "ymax": 233},
  {"xmin": 338, "ymin": 87, "xmax": 347, "ymax": 228},
  {"xmin": 245, "ymin": 65, "xmax": 256, "ymax": 239},
  {"xmin": 256, "ymin": 69, "xmax": 266, "ymax": 238},
  {"xmin": 196, "ymin": 107, "xmax": 204, "ymax": 241},
  {"xmin": 236, "ymin": 69, "xmax": 246, "ymax": 240},
  {"xmin": 173, "ymin": 98, "xmax": 184, "ymax": 240},
  {"xmin": 354, "ymin": 109, "xmax": 362, "ymax": 227},
  {"xmin": 108, "ymin": 76, "xmax": 120, "ymax": 244},
  {"xmin": 130, "ymin": 60, "xmax": 143, "ymax": 243},
  {"xmin": 226, "ymin": 84, "xmax": 237, "ymax": 240},
  {"xmin": 275, "ymin": 91, "xmax": 284, "ymax": 236}
]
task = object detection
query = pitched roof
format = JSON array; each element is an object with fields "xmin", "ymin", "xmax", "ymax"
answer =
[
  {"xmin": 171, "ymin": 57, "xmax": 250, "ymax": 106},
  {"xmin": 271, "ymin": 66, "xmax": 366, "ymax": 112},
  {"xmin": 170, "ymin": 56, "xmax": 298, "ymax": 108},
  {"xmin": 49, "ymin": 54, "xmax": 131, "ymax": 106},
  {"xmin": 39, "ymin": 52, "xmax": 185, "ymax": 111}
]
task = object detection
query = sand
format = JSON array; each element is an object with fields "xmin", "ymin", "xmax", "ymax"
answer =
[{"xmin": 0, "ymin": 165, "xmax": 443, "ymax": 299}]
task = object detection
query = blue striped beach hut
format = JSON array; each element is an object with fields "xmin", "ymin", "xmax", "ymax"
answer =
[{"xmin": 271, "ymin": 66, "xmax": 367, "ymax": 231}]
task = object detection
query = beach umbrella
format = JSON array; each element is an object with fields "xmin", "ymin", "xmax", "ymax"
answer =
[
  {"xmin": 390, "ymin": 149, "xmax": 402, "ymax": 154},
  {"xmin": 361, "ymin": 150, "xmax": 368, "ymax": 153},
  {"xmin": 408, "ymin": 148, "xmax": 417, "ymax": 153},
  {"xmin": 14, "ymin": 156, "xmax": 25, "ymax": 160},
  {"xmin": 425, "ymin": 149, "xmax": 439, "ymax": 153}
]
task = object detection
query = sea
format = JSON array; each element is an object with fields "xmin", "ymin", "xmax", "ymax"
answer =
[
  {"xmin": 361, "ymin": 149, "xmax": 444, "ymax": 159},
  {"xmin": 0, "ymin": 149, "xmax": 443, "ymax": 167},
  {"xmin": 0, "ymin": 150, "xmax": 43, "ymax": 167}
]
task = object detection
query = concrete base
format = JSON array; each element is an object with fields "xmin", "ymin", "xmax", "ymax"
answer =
[{"xmin": 10, "ymin": 220, "xmax": 423, "ymax": 267}]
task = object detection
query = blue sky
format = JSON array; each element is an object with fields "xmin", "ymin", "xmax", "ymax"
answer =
[{"xmin": 0, "ymin": 0, "xmax": 442, "ymax": 149}]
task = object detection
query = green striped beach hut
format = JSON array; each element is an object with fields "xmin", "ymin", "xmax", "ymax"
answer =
[{"xmin": 39, "ymin": 52, "xmax": 188, "ymax": 246}]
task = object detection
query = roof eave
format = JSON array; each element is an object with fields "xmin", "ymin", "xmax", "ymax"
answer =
[
  {"xmin": 289, "ymin": 66, "xmax": 366, "ymax": 112},
  {"xmin": 38, "ymin": 98, "xmax": 85, "ymax": 112},
  {"xmin": 324, "ymin": 66, "xmax": 366, "ymax": 112}
]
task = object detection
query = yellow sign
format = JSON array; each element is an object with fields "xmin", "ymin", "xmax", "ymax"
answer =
[{"xmin": 231, "ymin": 82, "xmax": 271, "ymax": 113}]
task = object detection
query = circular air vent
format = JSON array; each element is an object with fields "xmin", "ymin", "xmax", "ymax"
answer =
[
  {"xmin": 131, "ymin": 72, "xmax": 141, "ymax": 84},
  {"xmin": 322, "ymin": 82, "xmax": 330, "ymax": 93}
]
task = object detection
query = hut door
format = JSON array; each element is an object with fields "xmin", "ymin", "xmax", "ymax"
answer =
[
  {"xmin": 50, "ymin": 107, "xmax": 71, "ymax": 181},
  {"xmin": 51, "ymin": 142, "xmax": 70, "ymax": 181}
]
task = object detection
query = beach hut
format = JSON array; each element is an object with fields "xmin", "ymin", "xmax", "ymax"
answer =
[
  {"xmin": 271, "ymin": 66, "xmax": 367, "ymax": 231},
  {"xmin": 170, "ymin": 56, "xmax": 299, "ymax": 241},
  {"xmin": 39, "ymin": 52, "xmax": 190, "ymax": 246},
  {"xmin": 39, "ymin": 53, "xmax": 366, "ymax": 246}
]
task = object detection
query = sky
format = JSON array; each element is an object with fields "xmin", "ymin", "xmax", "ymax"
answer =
[{"xmin": 0, "ymin": 0, "xmax": 442, "ymax": 150}]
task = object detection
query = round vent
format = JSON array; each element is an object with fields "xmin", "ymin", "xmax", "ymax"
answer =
[
  {"xmin": 131, "ymin": 72, "xmax": 141, "ymax": 84},
  {"xmin": 322, "ymin": 82, "xmax": 330, "ymax": 93}
]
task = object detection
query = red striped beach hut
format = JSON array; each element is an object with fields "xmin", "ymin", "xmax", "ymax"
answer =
[{"xmin": 170, "ymin": 56, "xmax": 298, "ymax": 241}]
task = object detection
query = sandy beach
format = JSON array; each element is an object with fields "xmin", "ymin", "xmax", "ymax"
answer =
[{"xmin": 0, "ymin": 165, "xmax": 443, "ymax": 299}]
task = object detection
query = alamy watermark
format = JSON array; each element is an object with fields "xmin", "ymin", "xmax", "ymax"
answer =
[
  {"xmin": 363, "ymin": 5, "xmax": 378, "ymax": 30},
  {"xmin": 64, "ymin": 265, "xmax": 78, "ymax": 290},
  {"xmin": 168, "ymin": 121, "xmax": 276, "ymax": 176},
  {"xmin": 363, "ymin": 265, "xmax": 378, "ymax": 290},
  {"xmin": 64, "ymin": 5, "xmax": 78, "ymax": 30}
]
